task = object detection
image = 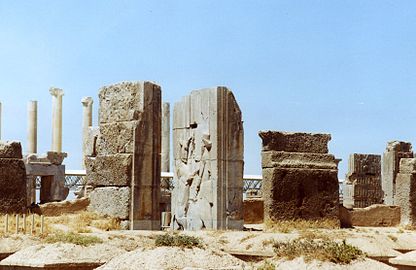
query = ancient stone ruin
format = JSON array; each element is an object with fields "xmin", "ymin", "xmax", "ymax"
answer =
[
  {"xmin": 395, "ymin": 158, "xmax": 416, "ymax": 226},
  {"xmin": 259, "ymin": 131, "xmax": 339, "ymax": 222},
  {"xmin": 0, "ymin": 141, "xmax": 27, "ymax": 213},
  {"xmin": 85, "ymin": 81, "xmax": 161, "ymax": 230},
  {"xmin": 343, "ymin": 154, "xmax": 383, "ymax": 209},
  {"xmin": 25, "ymin": 151, "xmax": 69, "ymax": 204},
  {"xmin": 382, "ymin": 141, "xmax": 413, "ymax": 205},
  {"xmin": 171, "ymin": 87, "xmax": 244, "ymax": 231}
]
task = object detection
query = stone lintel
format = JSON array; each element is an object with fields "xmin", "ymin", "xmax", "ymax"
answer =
[
  {"xmin": 261, "ymin": 151, "xmax": 337, "ymax": 170},
  {"xmin": 259, "ymin": 131, "xmax": 330, "ymax": 153}
]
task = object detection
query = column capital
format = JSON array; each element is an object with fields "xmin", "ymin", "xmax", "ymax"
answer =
[
  {"xmin": 49, "ymin": 87, "xmax": 64, "ymax": 97},
  {"xmin": 81, "ymin": 97, "xmax": 93, "ymax": 107}
]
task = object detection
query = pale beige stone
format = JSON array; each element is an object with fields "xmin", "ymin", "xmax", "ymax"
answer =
[
  {"xmin": 49, "ymin": 87, "xmax": 64, "ymax": 153},
  {"xmin": 27, "ymin": 101, "xmax": 37, "ymax": 154},
  {"xmin": 339, "ymin": 205, "xmax": 400, "ymax": 227},
  {"xmin": 382, "ymin": 141, "xmax": 413, "ymax": 205},
  {"xmin": 171, "ymin": 87, "xmax": 244, "ymax": 231}
]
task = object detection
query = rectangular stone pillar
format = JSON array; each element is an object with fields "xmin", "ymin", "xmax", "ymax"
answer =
[
  {"xmin": 0, "ymin": 141, "xmax": 27, "ymax": 213},
  {"xmin": 161, "ymin": 102, "xmax": 170, "ymax": 173},
  {"xmin": 259, "ymin": 131, "xmax": 339, "ymax": 222},
  {"xmin": 86, "ymin": 81, "xmax": 161, "ymax": 230},
  {"xmin": 382, "ymin": 141, "xmax": 413, "ymax": 205},
  {"xmin": 171, "ymin": 87, "xmax": 244, "ymax": 231},
  {"xmin": 343, "ymin": 154, "xmax": 382, "ymax": 209},
  {"xmin": 396, "ymin": 158, "xmax": 416, "ymax": 226}
]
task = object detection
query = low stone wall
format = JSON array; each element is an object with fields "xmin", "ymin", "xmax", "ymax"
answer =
[{"xmin": 340, "ymin": 204, "xmax": 401, "ymax": 227}]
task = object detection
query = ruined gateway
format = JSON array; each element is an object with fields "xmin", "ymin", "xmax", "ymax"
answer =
[
  {"xmin": 86, "ymin": 81, "xmax": 161, "ymax": 230},
  {"xmin": 171, "ymin": 87, "xmax": 244, "ymax": 230}
]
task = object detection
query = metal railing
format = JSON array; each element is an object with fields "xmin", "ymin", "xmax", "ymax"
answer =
[{"xmin": 36, "ymin": 170, "xmax": 343, "ymax": 197}]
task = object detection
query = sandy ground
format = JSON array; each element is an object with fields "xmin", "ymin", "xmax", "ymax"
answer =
[{"xmin": 0, "ymin": 226, "xmax": 415, "ymax": 269}]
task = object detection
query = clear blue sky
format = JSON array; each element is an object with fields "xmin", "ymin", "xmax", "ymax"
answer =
[{"xmin": 1, "ymin": 1, "xmax": 416, "ymax": 178}]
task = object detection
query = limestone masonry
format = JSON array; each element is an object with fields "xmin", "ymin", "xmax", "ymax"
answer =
[
  {"xmin": 343, "ymin": 154, "xmax": 383, "ymax": 209},
  {"xmin": 259, "ymin": 131, "xmax": 339, "ymax": 222},
  {"xmin": 86, "ymin": 81, "xmax": 161, "ymax": 230},
  {"xmin": 382, "ymin": 141, "xmax": 413, "ymax": 205},
  {"xmin": 395, "ymin": 158, "xmax": 416, "ymax": 226},
  {"xmin": 0, "ymin": 141, "xmax": 27, "ymax": 213},
  {"xmin": 171, "ymin": 87, "xmax": 244, "ymax": 231}
]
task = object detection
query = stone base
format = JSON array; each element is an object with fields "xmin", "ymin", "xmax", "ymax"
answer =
[
  {"xmin": 130, "ymin": 220, "xmax": 160, "ymax": 230},
  {"xmin": 226, "ymin": 219, "xmax": 244, "ymax": 230},
  {"xmin": 339, "ymin": 205, "xmax": 401, "ymax": 228},
  {"xmin": 243, "ymin": 198, "xmax": 264, "ymax": 224},
  {"xmin": 263, "ymin": 167, "xmax": 339, "ymax": 221}
]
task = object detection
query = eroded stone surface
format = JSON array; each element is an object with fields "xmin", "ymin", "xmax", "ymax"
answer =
[
  {"xmin": 171, "ymin": 87, "xmax": 244, "ymax": 231},
  {"xmin": 343, "ymin": 154, "xmax": 383, "ymax": 209},
  {"xmin": 88, "ymin": 187, "xmax": 130, "ymax": 219},
  {"xmin": 396, "ymin": 158, "xmax": 416, "ymax": 226},
  {"xmin": 87, "ymin": 81, "xmax": 161, "ymax": 230},
  {"xmin": 260, "ymin": 131, "xmax": 339, "ymax": 222},
  {"xmin": 340, "ymin": 205, "xmax": 401, "ymax": 227},
  {"xmin": 0, "ymin": 141, "xmax": 27, "ymax": 213},
  {"xmin": 85, "ymin": 154, "xmax": 132, "ymax": 187},
  {"xmin": 243, "ymin": 198, "xmax": 264, "ymax": 224},
  {"xmin": 0, "ymin": 141, "xmax": 22, "ymax": 159},
  {"xmin": 382, "ymin": 141, "xmax": 413, "ymax": 205},
  {"xmin": 259, "ymin": 131, "xmax": 330, "ymax": 153}
]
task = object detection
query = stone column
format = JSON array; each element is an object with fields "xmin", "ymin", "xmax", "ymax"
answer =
[
  {"xmin": 49, "ymin": 88, "xmax": 64, "ymax": 153},
  {"xmin": 161, "ymin": 102, "xmax": 170, "ymax": 173},
  {"xmin": 81, "ymin": 97, "xmax": 93, "ymax": 168},
  {"xmin": 27, "ymin": 101, "xmax": 38, "ymax": 154}
]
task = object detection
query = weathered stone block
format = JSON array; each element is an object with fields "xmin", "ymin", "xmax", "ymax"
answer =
[
  {"xmin": 343, "ymin": 153, "xmax": 382, "ymax": 209},
  {"xmin": 262, "ymin": 167, "xmax": 339, "ymax": 221},
  {"xmin": 85, "ymin": 154, "xmax": 132, "ymax": 187},
  {"xmin": 0, "ymin": 158, "xmax": 27, "ymax": 213},
  {"xmin": 88, "ymin": 187, "xmax": 130, "ymax": 219},
  {"xmin": 399, "ymin": 158, "xmax": 416, "ymax": 174},
  {"xmin": 243, "ymin": 198, "xmax": 264, "ymax": 224},
  {"xmin": 258, "ymin": 131, "xmax": 330, "ymax": 153},
  {"xmin": 339, "ymin": 205, "xmax": 400, "ymax": 228},
  {"xmin": 84, "ymin": 127, "xmax": 100, "ymax": 157},
  {"xmin": 96, "ymin": 122, "xmax": 136, "ymax": 155},
  {"xmin": 0, "ymin": 141, "xmax": 22, "ymax": 159},
  {"xmin": 261, "ymin": 151, "xmax": 337, "ymax": 170},
  {"xmin": 99, "ymin": 81, "xmax": 160, "ymax": 124},
  {"xmin": 348, "ymin": 154, "xmax": 381, "ymax": 176}
]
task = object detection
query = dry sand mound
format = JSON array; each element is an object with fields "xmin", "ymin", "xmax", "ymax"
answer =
[
  {"xmin": 0, "ymin": 243, "xmax": 125, "ymax": 267},
  {"xmin": 98, "ymin": 246, "xmax": 246, "ymax": 270}
]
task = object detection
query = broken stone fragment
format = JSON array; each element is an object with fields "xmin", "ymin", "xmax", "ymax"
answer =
[{"xmin": 0, "ymin": 141, "xmax": 23, "ymax": 159}]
